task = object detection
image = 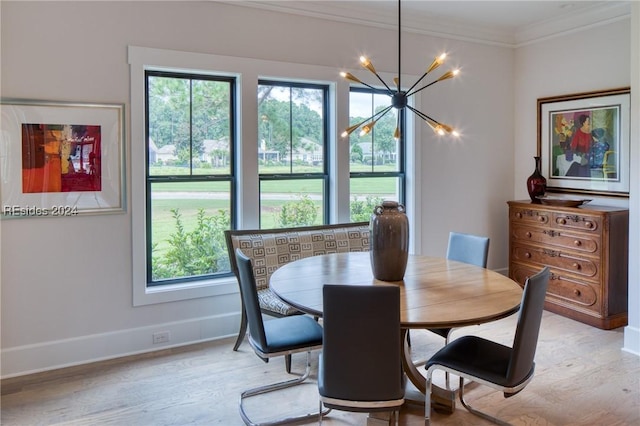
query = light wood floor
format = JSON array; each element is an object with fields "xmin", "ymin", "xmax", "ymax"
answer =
[{"xmin": 2, "ymin": 310, "xmax": 639, "ymax": 425}]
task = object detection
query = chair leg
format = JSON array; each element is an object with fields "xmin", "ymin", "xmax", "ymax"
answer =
[
  {"xmin": 240, "ymin": 351, "xmax": 330, "ymax": 426},
  {"xmin": 444, "ymin": 329, "xmax": 452, "ymax": 390},
  {"xmin": 425, "ymin": 371, "xmax": 433, "ymax": 426},
  {"xmin": 458, "ymin": 377, "xmax": 510, "ymax": 426},
  {"xmin": 285, "ymin": 354, "xmax": 292, "ymax": 374},
  {"xmin": 233, "ymin": 308, "xmax": 248, "ymax": 351}
]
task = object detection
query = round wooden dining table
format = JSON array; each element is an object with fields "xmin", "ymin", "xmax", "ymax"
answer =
[{"xmin": 269, "ymin": 251, "xmax": 523, "ymax": 412}]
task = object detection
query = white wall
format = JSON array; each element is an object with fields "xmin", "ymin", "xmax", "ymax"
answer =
[
  {"xmin": 0, "ymin": 1, "xmax": 636, "ymax": 377},
  {"xmin": 625, "ymin": 2, "xmax": 640, "ymax": 355},
  {"xmin": 514, "ymin": 17, "xmax": 638, "ymax": 354}
]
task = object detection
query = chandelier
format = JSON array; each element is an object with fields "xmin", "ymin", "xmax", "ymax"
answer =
[{"xmin": 340, "ymin": 0, "xmax": 460, "ymax": 140}]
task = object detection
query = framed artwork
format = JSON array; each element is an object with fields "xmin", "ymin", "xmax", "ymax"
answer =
[
  {"xmin": 0, "ymin": 99, "xmax": 126, "ymax": 217},
  {"xmin": 537, "ymin": 88, "xmax": 630, "ymax": 197}
]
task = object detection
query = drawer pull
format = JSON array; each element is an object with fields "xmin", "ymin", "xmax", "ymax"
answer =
[
  {"xmin": 525, "ymin": 252, "xmax": 531, "ymax": 258},
  {"xmin": 584, "ymin": 221, "xmax": 594, "ymax": 229},
  {"xmin": 538, "ymin": 216, "xmax": 545, "ymax": 222},
  {"xmin": 526, "ymin": 232, "xmax": 532, "ymax": 238},
  {"xmin": 516, "ymin": 212, "xmax": 522, "ymax": 219},
  {"xmin": 572, "ymin": 262, "xmax": 581, "ymax": 270},
  {"xmin": 574, "ymin": 289, "xmax": 581, "ymax": 297},
  {"xmin": 558, "ymin": 218, "xmax": 566, "ymax": 225},
  {"xmin": 574, "ymin": 240, "xmax": 582, "ymax": 246}
]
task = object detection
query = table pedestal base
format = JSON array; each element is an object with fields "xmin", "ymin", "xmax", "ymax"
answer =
[{"xmin": 401, "ymin": 329, "xmax": 456, "ymax": 414}]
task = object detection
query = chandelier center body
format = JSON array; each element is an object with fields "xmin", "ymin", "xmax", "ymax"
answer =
[{"xmin": 391, "ymin": 91, "xmax": 407, "ymax": 109}]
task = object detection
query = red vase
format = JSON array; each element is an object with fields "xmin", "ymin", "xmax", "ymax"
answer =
[{"xmin": 527, "ymin": 156, "xmax": 547, "ymax": 202}]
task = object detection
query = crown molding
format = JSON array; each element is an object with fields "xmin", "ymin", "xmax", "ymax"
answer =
[
  {"xmin": 219, "ymin": 1, "xmax": 631, "ymax": 48},
  {"xmin": 515, "ymin": 1, "xmax": 632, "ymax": 47}
]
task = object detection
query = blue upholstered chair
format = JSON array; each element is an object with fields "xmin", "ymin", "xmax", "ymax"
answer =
[
  {"xmin": 235, "ymin": 248, "xmax": 327, "ymax": 425},
  {"xmin": 446, "ymin": 231, "xmax": 490, "ymax": 269},
  {"xmin": 318, "ymin": 284, "xmax": 405, "ymax": 425},
  {"xmin": 428, "ymin": 231, "xmax": 491, "ymax": 343},
  {"xmin": 424, "ymin": 267, "xmax": 550, "ymax": 425}
]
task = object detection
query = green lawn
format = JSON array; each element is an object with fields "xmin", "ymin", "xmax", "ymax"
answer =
[{"xmin": 150, "ymin": 163, "xmax": 397, "ymax": 258}]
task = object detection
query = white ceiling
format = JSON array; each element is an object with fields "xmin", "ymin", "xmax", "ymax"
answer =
[{"xmin": 226, "ymin": 0, "xmax": 632, "ymax": 46}]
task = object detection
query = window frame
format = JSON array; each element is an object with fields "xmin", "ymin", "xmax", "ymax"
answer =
[
  {"xmin": 348, "ymin": 86, "xmax": 407, "ymax": 211},
  {"xmin": 144, "ymin": 70, "xmax": 237, "ymax": 286},
  {"xmin": 257, "ymin": 79, "xmax": 331, "ymax": 227}
]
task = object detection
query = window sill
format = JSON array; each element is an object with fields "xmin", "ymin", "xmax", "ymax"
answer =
[{"xmin": 133, "ymin": 275, "xmax": 238, "ymax": 306}]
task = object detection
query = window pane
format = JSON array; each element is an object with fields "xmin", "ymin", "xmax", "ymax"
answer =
[
  {"xmin": 260, "ymin": 179, "xmax": 324, "ymax": 228},
  {"xmin": 348, "ymin": 91, "xmax": 400, "ymax": 172},
  {"xmin": 258, "ymin": 85, "xmax": 291, "ymax": 174},
  {"xmin": 258, "ymin": 84, "xmax": 325, "ymax": 174},
  {"xmin": 149, "ymin": 181, "xmax": 231, "ymax": 283},
  {"xmin": 147, "ymin": 76, "xmax": 191, "ymax": 175},
  {"xmin": 148, "ymin": 76, "xmax": 232, "ymax": 176},
  {"xmin": 350, "ymin": 177, "xmax": 400, "ymax": 222},
  {"xmin": 192, "ymin": 79, "xmax": 232, "ymax": 175}
]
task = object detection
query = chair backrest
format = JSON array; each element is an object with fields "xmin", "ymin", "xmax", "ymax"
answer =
[
  {"xmin": 446, "ymin": 231, "xmax": 490, "ymax": 268},
  {"xmin": 235, "ymin": 248, "xmax": 268, "ymax": 351},
  {"xmin": 506, "ymin": 266, "xmax": 550, "ymax": 386},
  {"xmin": 224, "ymin": 222, "xmax": 369, "ymax": 291},
  {"xmin": 321, "ymin": 284, "xmax": 403, "ymax": 401}
]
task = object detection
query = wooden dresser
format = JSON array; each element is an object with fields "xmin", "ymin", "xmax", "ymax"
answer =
[{"xmin": 507, "ymin": 200, "xmax": 628, "ymax": 329}]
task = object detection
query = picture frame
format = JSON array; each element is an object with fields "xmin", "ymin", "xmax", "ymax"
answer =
[
  {"xmin": 0, "ymin": 99, "xmax": 126, "ymax": 217},
  {"xmin": 537, "ymin": 88, "xmax": 630, "ymax": 197}
]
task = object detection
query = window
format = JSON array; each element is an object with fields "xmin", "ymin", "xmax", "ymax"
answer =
[
  {"xmin": 347, "ymin": 87, "xmax": 405, "ymax": 222},
  {"xmin": 257, "ymin": 81, "xmax": 329, "ymax": 228},
  {"xmin": 130, "ymin": 46, "xmax": 417, "ymax": 305},
  {"xmin": 145, "ymin": 71, "xmax": 235, "ymax": 285}
]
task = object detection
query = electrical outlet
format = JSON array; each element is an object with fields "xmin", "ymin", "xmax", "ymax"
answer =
[{"xmin": 152, "ymin": 331, "xmax": 170, "ymax": 344}]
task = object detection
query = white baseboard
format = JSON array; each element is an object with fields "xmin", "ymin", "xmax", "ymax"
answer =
[
  {"xmin": 0, "ymin": 312, "xmax": 241, "ymax": 379},
  {"xmin": 623, "ymin": 324, "xmax": 640, "ymax": 356}
]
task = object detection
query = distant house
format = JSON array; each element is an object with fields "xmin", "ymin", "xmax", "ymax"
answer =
[
  {"xmin": 148, "ymin": 138, "xmax": 158, "ymax": 164},
  {"xmin": 202, "ymin": 139, "xmax": 229, "ymax": 167},
  {"xmin": 148, "ymin": 139, "xmax": 177, "ymax": 164},
  {"xmin": 291, "ymin": 137, "xmax": 323, "ymax": 165},
  {"xmin": 356, "ymin": 141, "xmax": 396, "ymax": 165},
  {"xmin": 156, "ymin": 144, "xmax": 177, "ymax": 163}
]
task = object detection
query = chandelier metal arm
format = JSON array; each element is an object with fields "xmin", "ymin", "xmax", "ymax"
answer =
[
  {"xmin": 362, "ymin": 105, "xmax": 393, "ymax": 127},
  {"xmin": 369, "ymin": 70, "xmax": 394, "ymax": 95},
  {"xmin": 344, "ymin": 105, "xmax": 394, "ymax": 136},
  {"xmin": 406, "ymin": 105, "xmax": 440, "ymax": 126},
  {"xmin": 406, "ymin": 79, "xmax": 441, "ymax": 98}
]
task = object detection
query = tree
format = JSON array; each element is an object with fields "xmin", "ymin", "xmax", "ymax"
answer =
[
  {"xmin": 148, "ymin": 75, "xmax": 232, "ymax": 163},
  {"xmin": 258, "ymin": 84, "xmax": 324, "ymax": 163}
]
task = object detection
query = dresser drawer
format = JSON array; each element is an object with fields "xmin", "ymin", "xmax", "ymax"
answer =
[
  {"xmin": 510, "ymin": 207, "xmax": 550, "ymax": 226},
  {"xmin": 511, "ymin": 243, "xmax": 598, "ymax": 279},
  {"xmin": 552, "ymin": 211, "xmax": 602, "ymax": 233},
  {"xmin": 511, "ymin": 263, "xmax": 598, "ymax": 308},
  {"xmin": 511, "ymin": 224, "xmax": 599, "ymax": 254}
]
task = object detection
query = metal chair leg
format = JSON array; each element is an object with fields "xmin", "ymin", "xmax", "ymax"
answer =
[
  {"xmin": 240, "ymin": 351, "xmax": 330, "ymax": 426},
  {"xmin": 458, "ymin": 377, "xmax": 511, "ymax": 426}
]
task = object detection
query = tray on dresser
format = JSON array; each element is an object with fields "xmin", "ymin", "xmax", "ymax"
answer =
[{"xmin": 536, "ymin": 196, "xmax": 591, "ymax": 207}]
